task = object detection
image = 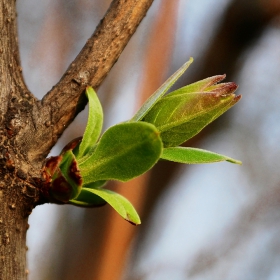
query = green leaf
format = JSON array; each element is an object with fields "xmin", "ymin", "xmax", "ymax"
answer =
[
  {"xmin": 77, "ymin": 188, "xmax": 141, "ymax": 225},
  {"xmin": 167, "ymin": 75, "xmax": 226, "ymax": 96},
  {"xmin": 161, "ymin": 94, "xmax": 240, "ymax": 147},
  {"xmin": 59, "ymin": 150, "xmax": 83, "ymax": 199},
  {"xmin": 143, "ymin": 85, "xmax": 241, "ymax": 147},
  {"xmin": 78, "ymin": 122, "xmax": 162, "ymax": 183},
  {"xmin": 75, "ymin": 86, "xmax": 103, "ymax": 159},
  {"xmin": 131, "ymin": 57, "xmax": 193, "ymax": 122},
  {"xmin": 161, "ymin": 147, "xmax": 242, "ymax": 164},
  {"xmin": 83, "ymin": 180, "xmax": 107, "ymax": 189},
  {"xmin": 69, "ymin": 188, "xmax": 107, "ymax": 207},
  {"xmin": 48, "ymin": 150, "xmax": 82, "ymax": 203}
]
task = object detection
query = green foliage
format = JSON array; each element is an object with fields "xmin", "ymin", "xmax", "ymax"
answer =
[
  {"xmin": 47, "ymin": 150, "xmax": 82, "ymax": 203},
  {"xmin": 161, "ymin": 147, "xmax": 242, "ymax": 164},
  {"xmin": 78, "ymin": 122, "xmax": 162, "ymax": 183},
  {"xmin": 142, "ymin": 75, "xmax": 240, "ymax": 147},
  {"xmin": 74, "ymin": 188, "xmax": 141, "ymax": 225},
  {"xmin": 74, "ymin": 87, "xmax": 103, "ymax": 159},
  {"xmin": 44, "ymin": 59, "xmax": 242, "ymax": 225},
  {"xmin": 58, "ymin": 150, "xmax": 82, "ymax": 199},
  {"xmin": 131, "ymin": 57, "xmax": 193, "ymax": 121},
  {"xmin": 70, "ymin": 188, "xmax": 106, "ymax": 207}
]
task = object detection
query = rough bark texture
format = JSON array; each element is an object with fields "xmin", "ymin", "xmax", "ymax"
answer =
[
  {"xmin": 0, "ymin": 0, "xmax": 154, "ymax": 279},
  {"xmin": 0, "ymin": 1, "xmax": 36, "ymax": 279}
]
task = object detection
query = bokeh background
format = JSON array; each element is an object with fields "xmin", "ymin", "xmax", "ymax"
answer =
[{"xmin": 16, "ymin": 0, "xmax": 280, "ymax": 279}]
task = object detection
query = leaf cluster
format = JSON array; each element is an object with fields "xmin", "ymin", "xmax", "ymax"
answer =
[{"xmin": 44, "ymin": 58, "xmax": 241, "ymax": 225}]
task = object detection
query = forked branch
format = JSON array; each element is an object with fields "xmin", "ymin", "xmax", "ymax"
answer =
[{"xmin": 35, "ymin": 0, "xmax": 154, "ymax": 158}]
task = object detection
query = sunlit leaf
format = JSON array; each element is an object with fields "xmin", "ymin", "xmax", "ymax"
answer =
[
  {"xmin": 49, "ymin": 150, "xmax": 82, "ymax": 202},
  {"xmin": 78, "ymin": 122, "xmax": 162, "ymax": 183},
  {"xmin": 79, "ymin": 188, "xmax": 141, "ymax": 225},
  {"xmin": 131, "ymin": 57, "xmax": 193, "ymax": 122},
  {"xmin": 75, "ymin": 86, "xmax": 103, "ymax": 159},
  {"xmin": 83, "ymin": 180, "xmax": 107, "ymax": 189},
  {"xmin": 167, "ymin": 75, "xmax": 226, "ymax": 96},
  {"xmin": 161, "ymin": 147, "xmax": 242, "ymax": 164},
  {"xmin": 160, "ymin": 94, "xmax": 240, "ymax": 147},
  {"xmin": 143, "ymin": 83, "xmax": 241, "ymax": 147},
  {"xmin": 69, "ymin": 188, "xmax": 107, "ymax": 207}
]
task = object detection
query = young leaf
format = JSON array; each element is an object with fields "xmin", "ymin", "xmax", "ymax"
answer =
[
  {"xmin": 167, "ymin": 75, "xmax": 226, "ymax": 96},
  {"xmin": 75, "ymin": 86, "xmax": 103, "ymax": 159},
  {"xmin": 78, "ymin": 122, "xmax": 162, "ymax": 184},
  {"xmin": 83, "ymin": 180, "xmax": 107, "ymax": 189},
  {"xmin": 161, "ymin": 147, "xmax": 242, "ymax": 164},
  {"xmin": 143, "ymin": 83, "xmax": 241, "ymax": 147},
  {"xmin": 49, "ymin": 150, "xmax": 82, "ymax": 203},
  {"xmin": 69, "ymin": 188, "xmax": 107, "ymax": 207},
  {"xmin": 78, "ymin": 188, "xmax": 141, "ymax": 225},
  {"xmin": 131, "ymin": 57, "xmax": 193, "ymax": 122},
  {"xmin": 59, "ymin": 150, "xmax": 83, "ymax": 199},
  {"xmin": 160, "ymin": 94, "xmax": 240, "ymax": 147}
]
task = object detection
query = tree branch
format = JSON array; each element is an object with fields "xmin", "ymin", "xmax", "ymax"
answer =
[
  {"xmin": 0, "ymin": 0, "xmax": 155, "ymax": 278},
  {"xmin": 0, "ymin": 1, "xmax": 38, "ymax": 279},
  {"xmin": 26, "ymin": 0, "xmax": 154, "ymax": 162}
]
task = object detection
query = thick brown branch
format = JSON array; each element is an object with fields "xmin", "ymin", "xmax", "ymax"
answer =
[
  {"xmin": 0, "ymin": 1, "xmax": 37, "ymax": 279},
  {"xmin": 31, "ymin": 0, "xmax": 154, "ymax": 160}
]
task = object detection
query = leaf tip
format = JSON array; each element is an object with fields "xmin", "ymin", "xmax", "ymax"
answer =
[
  {"xmin": 234, "ymin": 94, "xmax": 242, "ymax": 102},
  {"xmin": 226, "ymin": 82, "xmax": 239, "ymax": 92},
  {"xmin": 185, "ymin": 57, "xmax": 194, "ymax": 67},
  {"xmin": 214, "ymin": 74, "xmax": 226, "ymax": 84},
  {"xmin": 126, "ymin": 220, "xmax": 141, "ymax": 226},
  {"xmin": 126, "ymin": 214, "xmax": 141, "ymax": 226},
  {"xmin": 226, "ymin": 158, "xmax": 242, "ymax": 165}
]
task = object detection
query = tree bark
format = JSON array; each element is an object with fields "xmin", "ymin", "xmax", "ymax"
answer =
[
  {"xmin": 0, "ymin": 0, "xmax": 37, "ymax": 279},
  {"xmin": 0, "ymin": 0, "xmax": 154, "ymax": 279}
]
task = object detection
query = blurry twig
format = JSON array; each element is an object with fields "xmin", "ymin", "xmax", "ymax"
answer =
[
  {"xmin": 193, "ymin": 0, "xmax": 280, "ymax": 80},
  {"xmin": 187, "ymin": 185, "xmax": 280, "ymax": 278}
]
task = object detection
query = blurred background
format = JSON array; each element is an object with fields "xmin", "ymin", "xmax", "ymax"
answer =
[{"xmin": 17, "ymin": 0, "xmax": 280, "ymax": 279}]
